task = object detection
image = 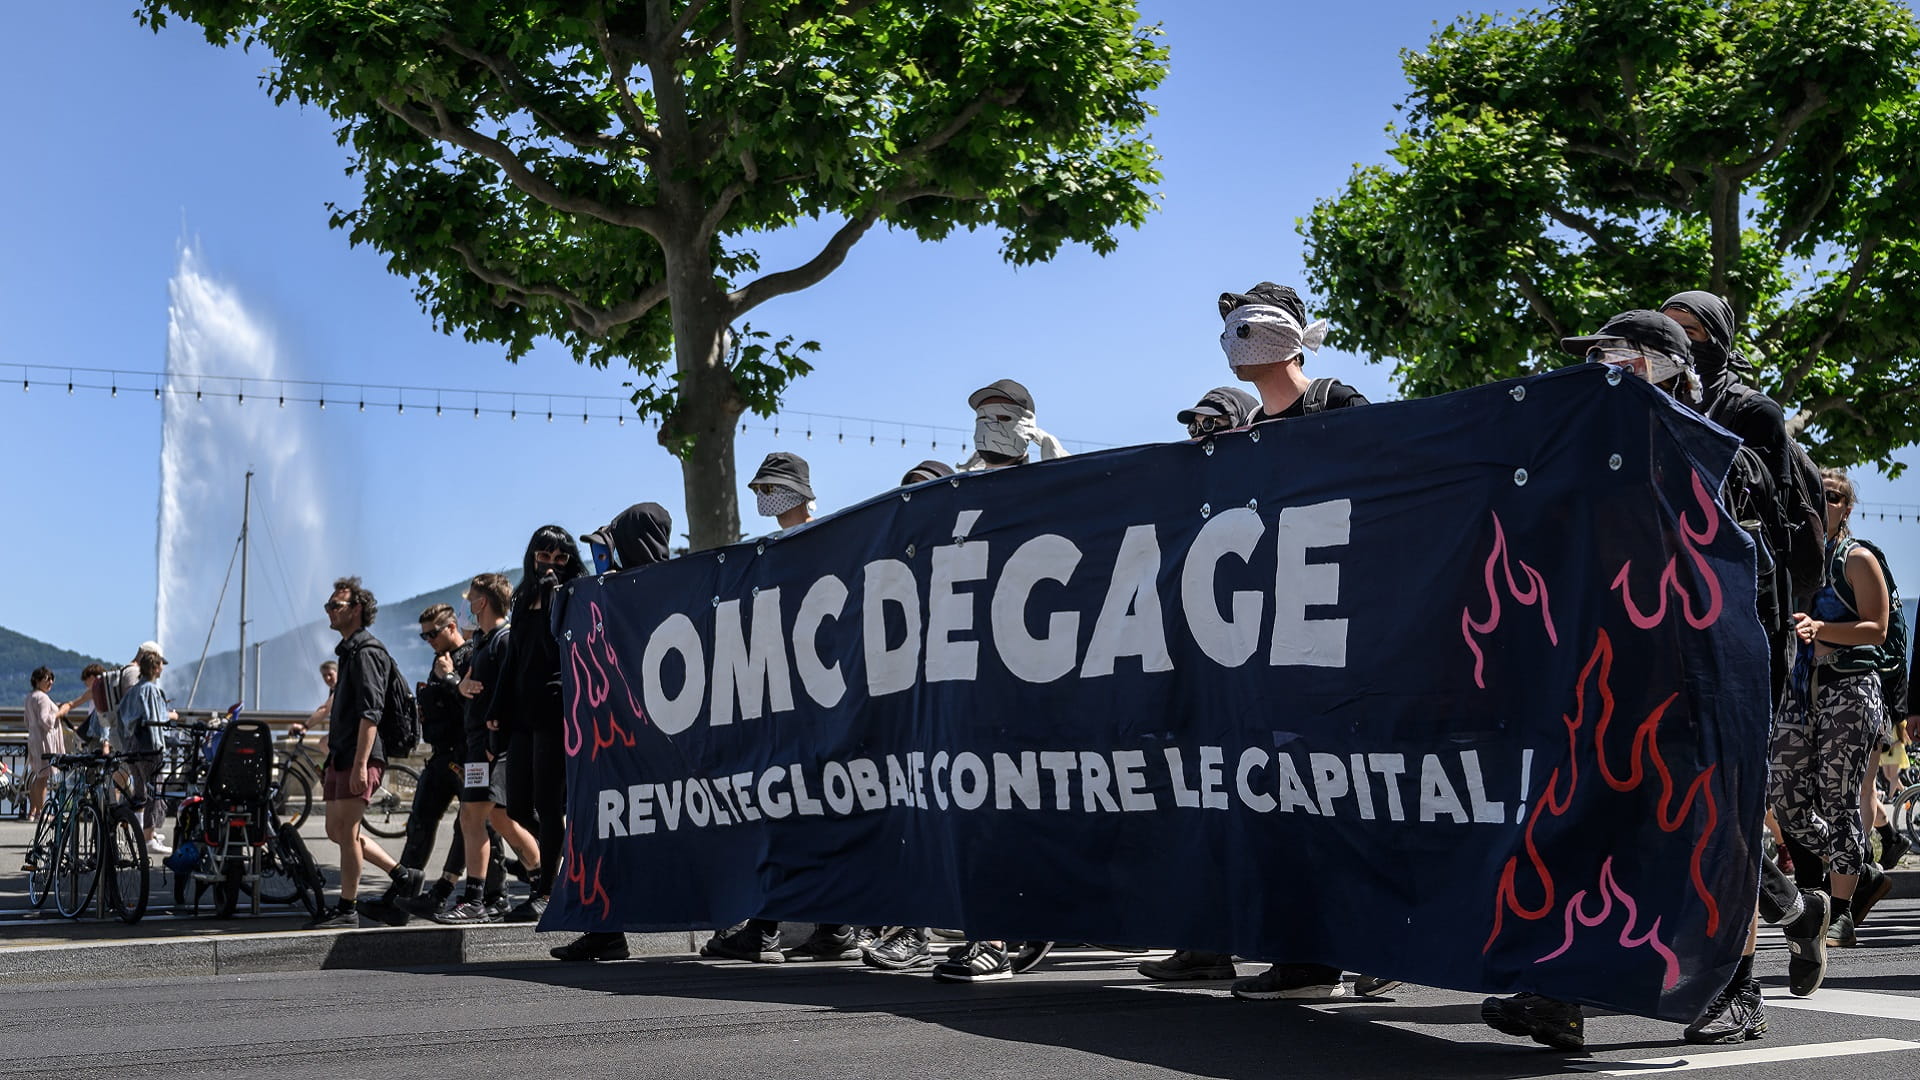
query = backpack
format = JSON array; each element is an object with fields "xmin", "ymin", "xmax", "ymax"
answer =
[
  {"xmin": 1705, "ymin": 382, "xmax": 1827, "ymax": 605},
  {"xmin": 1719, "ymin": 444, "xmax": 1787, "ymax": 635},
  {"xmin": 1828, "ymin": 536, "xmax": 1909, "ymax": 716},
  {"xmin": 1302, "ymin": 378, "xmax": 1337, "ymax": 415},
  {"xmin": 348, "ymin": 638, "xmax": 422, "ymax": 759}
]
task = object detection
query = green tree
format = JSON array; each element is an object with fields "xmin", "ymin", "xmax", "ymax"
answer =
[
  {"xmin": 139, "ymin": 1, "xmax": 1167, "ymax": 544},
  {"xmin": 1303, "ymin": 0, "xmax": 1920, "ymax": 471}
]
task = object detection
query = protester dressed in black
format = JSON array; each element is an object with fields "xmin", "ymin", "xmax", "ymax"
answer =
[{"xmin": 489, "ymin": 526, "xmax": 584, "ymax": 923}]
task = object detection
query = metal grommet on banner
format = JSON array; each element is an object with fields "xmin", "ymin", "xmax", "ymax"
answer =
[
  {"xmin": 949, "ymin": 477, "xmax": 960, "ymax": 487},
  {"xmin": 1203, "ymin": 441, "xmax": 1215, "ymax": 456},
  {"xmin": 751, "ymin": 586, "xmax": 761, "ymax": 597},
  {"xmin": 1200, "ymin": 502, "xmax": 1211, "ymax": 519},
  {"xmin": 1246, "ymin": 499, "xmax": 1258, "ymax": 511},
  {"xmin": 716, "ymin": 552, "xmax": 726, "ymax": 564},
  {"xmin": 1513, "ymin": 468, "xmax": 1529, "ymax": 487},
  {"xmin": 1249, "ymin": 429, "xmax": 1261, "ymax": 442},
  {"xmin": 901, "ymin": 490, "xmax": 912, "ymax": 502},
  {"xmin": 563, "ymin": 629, "xmax": 573, "ymax": 641},
  {"xmin": 1608, "ymin": 453, "xmax": 1623, "ymax": 471},
  {"xmin": 906, "ymin": 544, "xmax": 916, "ymax": 558},
  {"xmin": 1606, "ymin": 367, "xmax": 1623, "ymax": 386},
  {"xmin": 711, "ymin": 596, "xmax": 720, "ymax": 607},
  {"xmin": 1510, "ymin": 385, "xmax": 1526, "ymax": 402},
  {"xmin": 756, "ymin": 542, "xmax": 765, "ymax": 554}
]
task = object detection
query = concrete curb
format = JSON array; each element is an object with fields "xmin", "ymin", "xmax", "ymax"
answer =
[{"xmin": 0, "ymin": 923, "xmax": 702, "ymax": 984}]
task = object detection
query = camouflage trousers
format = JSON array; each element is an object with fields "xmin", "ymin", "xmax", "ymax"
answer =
[{"xmin": 1770, "ymin": 670, "xmax": 1883, "ymax": 878}]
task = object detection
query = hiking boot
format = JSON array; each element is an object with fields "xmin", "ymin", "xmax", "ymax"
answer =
[
  {"xmin": 551, "ymin": 932, "xmax": 630, "ymax": 962},
  {"xmin": 930, "ymin": 941, "xmax": 1013, "ymax": 983},
  {"xmin": 304, "ymin": 903, "xmax": 360, "ymax": 931},
  {"xmin": 1480, "ymin": 993, "xmax": 1585, "ymax": 1051},
  {"xmin": 1353, "ymin": 974, "xmax": 1404, "ymax": 998},
  {"xmin": 355, "ymin": 897, "xmax": 411, "ymax": 927},
  {"xmin": 505, "ymin": 894, "xmax": 548, "ymax": 923},
  {"xmin": 401, "ymin": 879, "xmax": 454, "ymax": 918},
  {"xmin": 787, "ymin": 925, "xmax": 863, "ymax": 961},
  {"xmin": 1684, "ymin": 979, "xmax": 1767, "ymax": 1044},
  {"xmin": 1138, "ymin": 950, "xmax": 1237, "ymax": 981},
  {"xmin": 1783, "ymin": 889, "xmax": 1829, "ymax": 996},
  {"xmin": 701, "ymin": 922, "xmax": 786, "ymax": 963},
  {"xmin": 863, "ymin": 927, "xmax": 932, "ymax": 971},
  {"xmin": 434, "ymin": 896, "xmax": 499, "ymax": 925},
  {"xmin": 1230, "ymin": 963, "xmax": 1346, "ymax": 1001},
  {"xmin": 1826, "ymin": 910, "xmax": 1857, "ymax": 947},
  {"xmin": 383, "ymin": 865, "xmax": 425, "ymax": 904},
  {"xmin": 1853, "ymin": 863, "xmax": 1894, "ymax": 926}
]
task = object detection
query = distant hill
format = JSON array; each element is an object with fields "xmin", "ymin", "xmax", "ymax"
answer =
[
  {"xmin": 168, "ymin": 570, "xmax": 519, "ymax": 711},
  {"xmin": 0, "ymin": 626, "xmax": 109, "ymax": 704}
]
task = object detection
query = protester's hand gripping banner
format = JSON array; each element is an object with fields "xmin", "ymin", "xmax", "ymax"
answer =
[{"xmin": 546, "ymin": 365, "xmax": 1768, "ymax": 1022}]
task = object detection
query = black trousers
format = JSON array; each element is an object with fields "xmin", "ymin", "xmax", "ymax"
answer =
[
  {"xmin": 508, "ymin": 723, "xmax": 567, "ymax": 896},
  {"xmin": 1756, "ymin": 850, "xmax": 1802, "ymax": 925},
  {"xmin": 401, "ymin": 749, "xmax": 509, "ymax": 894}
]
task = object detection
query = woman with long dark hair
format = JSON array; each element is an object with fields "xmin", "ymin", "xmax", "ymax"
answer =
[{"xmin": 492, "ymin": 524, "xmax": 583, "ymax": 920}]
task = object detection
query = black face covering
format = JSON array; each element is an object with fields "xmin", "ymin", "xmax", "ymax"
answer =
[{"xmin": 1661, "ymin": 290, "xmax": 1744, "ymax": 382}]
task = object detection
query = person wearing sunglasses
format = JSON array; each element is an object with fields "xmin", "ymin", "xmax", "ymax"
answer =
[
  {"xmin": 311, "ymin": 576, "xmax": 406, "ymax": 929},
  {"xmin": 1176, "ymin": 386, "xmax": 1258, "ymax": 439}
]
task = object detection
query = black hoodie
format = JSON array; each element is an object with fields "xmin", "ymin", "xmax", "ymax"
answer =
[
  {"xmin": 594, "ymin": 502, "xmax": 673, "ymax": 572},
  {"xmin": 1662, "ymin": 290, "xmax": 1790, "ymax": 495}
]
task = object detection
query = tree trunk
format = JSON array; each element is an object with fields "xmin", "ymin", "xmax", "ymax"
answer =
[{"xmin": 662, "ymin": 244, "xmax": 745, "ymax": 551}]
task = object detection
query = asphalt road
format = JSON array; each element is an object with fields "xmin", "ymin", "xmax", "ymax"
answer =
[{"xmin": 4, "ymin": 903, "xmax": 1918, "ymax": 1080}]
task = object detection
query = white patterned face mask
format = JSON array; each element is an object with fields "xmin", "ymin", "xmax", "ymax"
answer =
[
  {"xmin": 974, "ymin": 404, "xmax": 1037, "ymax": 459},
  {"xmin": 1220, "ymin": 303, "xmax": 1330, "ymax": 371},
  {"xmin": 755, "ymin": 487, "xmax": 807, "ymax": 518}
]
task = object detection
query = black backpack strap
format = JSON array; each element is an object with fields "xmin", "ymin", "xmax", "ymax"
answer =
[{"xmin": 1302, "ymin": 378, "xmax": 1336, "ymax": 415}]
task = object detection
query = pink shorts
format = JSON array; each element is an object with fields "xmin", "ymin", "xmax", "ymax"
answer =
[{"xmin": 321, "ymin": 759, "xmax": 386, "ymax": 804}]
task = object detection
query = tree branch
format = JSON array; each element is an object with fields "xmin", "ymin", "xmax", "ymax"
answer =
[
  {"xmin": 891, "ymin": 88, "xmax": 1024, "ymax": 166},
  {"xmin": 451, "ymin": 239, "xmax": 670, "ymax": 337},
  {"xmin": 1774, "ymin": 139, "xmax": 1848, "ymax": 251},
  {"xmin": 1509, "ymin": 263, "xmax": 1567, "ymax": 339},
  {"xmin": 376, "ymin": 95, "xmax": 664, "ymax": 237},
  {"xmin": 592, "ymin": 13, "xmax": 666, "ymax": 156},
  {"xmin": 1543, "ymin": 203, "xmax": 1621, "ymax": 255},
  {"xmin": 1778, "ymin": 231, "xmax": 1884, "ymax": 399},
  {"xmin": 726, "ymin": 208, "xmax": 883, "ymax": 316},
  {"xmin": 1721, "ymin": 83, "xmax": 1831, "ymax": 182},
  {"xmin": 434, "ymin": 33, "xmax": 634, "ymax": 156}
]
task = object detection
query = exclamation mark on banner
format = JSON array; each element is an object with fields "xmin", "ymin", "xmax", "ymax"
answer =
[{"xmin": 1514, "ymin": 748, "xmax": 1534, "ymax": 821}]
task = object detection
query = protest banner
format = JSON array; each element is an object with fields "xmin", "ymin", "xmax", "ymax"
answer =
[{"xmin": 545, "ymin": 364, "xmax": 1769, "ymax": 1022}]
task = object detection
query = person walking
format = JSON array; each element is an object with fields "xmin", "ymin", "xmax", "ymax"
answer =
[
  {"xmin": 114, "ymin": 650, "xmax": 177, "ymax": 852},
  {"xmin": 309, "ymin": 576, "xmax": 404, "ymax": 930}
]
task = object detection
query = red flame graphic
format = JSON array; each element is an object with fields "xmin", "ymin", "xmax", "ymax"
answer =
[
  {"xmin": 560, "ymin": 826, "xmax": 613, "ymax": 921},
  {"xmin": 565, "ymin": 600, "xmax": 641, "ymax": 761}
]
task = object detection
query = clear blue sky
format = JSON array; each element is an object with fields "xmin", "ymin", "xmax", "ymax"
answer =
[{"xmin": 2, "ymin": 1, "xmax": 1916, "ymax": 667}]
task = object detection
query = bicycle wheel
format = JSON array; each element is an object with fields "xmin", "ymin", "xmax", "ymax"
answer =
[
  {"xmin": 271, "ymin": 760, "xmax": 313, "ymax": 830},
  {"xmin": 24, "ymin": 796, "xmax": 63, "ymax": 910},
  {"xmin": 1892, "ymin": 783, "xmax": 1920, "ymax": 846},
  {"xmin": 362, "ymin": 763, "xmax": 419, "ymax": 839},
  {"xmin": 211, "ymin": 860, "xmax": 244, "ymax": 919},
  {"xmin": 55, "ymin": 802, "xmax": 103, "ymax": 919},
  {"xmin": 107, "ymin": 809, "xmax": 150, "ymax": 925},
  {"xmin": 277, "ymin": 821, "xmax": 326, "ymax": 920}
]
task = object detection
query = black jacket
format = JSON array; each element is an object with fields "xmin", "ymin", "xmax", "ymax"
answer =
[
  {"xmin": 466, "ymin": 622, "xmax": 512, "ymax": 753},
  {"xmin": 418, "ymin": 638, "xmax": 475, "ymax": 755},
  {"xmin": 330, "ymin": 628, "xmax": 390, "ymax": 767}
]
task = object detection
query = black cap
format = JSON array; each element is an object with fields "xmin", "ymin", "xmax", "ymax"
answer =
[
  {"xmin": 1176, "ymin": 386, "xmax": 1259, "ymax": 428},
  {"xmin": 748, "ymin": 452, "xmax": 813, "ymax": 500},
  {"xmin": 1218, "ymin": 281, "xmax": 1307, "ymax": 326},
  {"xmin": 1560, "ymin": 309, "xmax": 1693, "ymax": 361},
  {"xmin": 900, "ymin": 459, "xmax": 956, "ymax": 487},
  {"xmin": 967, "ymin": 378, "xmax": 1035, "ymax": 412}
]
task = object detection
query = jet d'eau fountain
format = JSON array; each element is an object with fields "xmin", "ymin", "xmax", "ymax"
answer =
[{"xmin": 157, "ymin": 243, "xmax": 336, "ymax": 708}]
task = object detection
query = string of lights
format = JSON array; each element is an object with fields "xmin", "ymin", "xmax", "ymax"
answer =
[
  {"xmin": 2, "ymin": 361, "xmax": 1124, "ymax": 454},
  {"xmin": 1856, "ymin": 501, "xmax": 1920, "ymax": 524}
]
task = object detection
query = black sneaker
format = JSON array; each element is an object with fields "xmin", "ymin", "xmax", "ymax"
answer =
[
  {"xmin": 1881, "ymin": 832, "xmax": 1912, "ymax": 869},
  {"xmin": 383, "ymin": 865, "xmax": 425, "ymax": 905},
  {"xmin": 1352, "ymin": 974, "xmax": 1404, "ymax": 998},
  {"xmin": 484, "ymin": 894, "xmax": 512, "ymax": 922},
  {"xmin": 864, "ymin": 927, "xmax": 933, "ymax": 970},
  {"xmin": 701, "ymin": 922, "xmax": 786, "ymax": 963},
  {"xmin": 435, "ymin": 896, "xmax": 498, "ymax": 925},
  {"xmin": 1783, "ymin": 889, "xmax": 1829, "ymax": 996},
  {"xmin": 1009, "ymin": 941, "xmax": 1054, "ymax": 974},
  {"xmin": 1138, "ymin": 950, "xmax": 1237, "ymax": 981},
  {"xmin": 1684, "ymin": 979, "xmax": 1767, "ymax": 1044},
  {"xmin": 1853, "ymin": 863, "xmax": 1894, "ymax": 926},
  {"xmin": 1480, "ymin": 993, "xmax": 1584, "ymax": 1051},
  {"xmin": 1826, "ymin": 910, "xmax": 1858, "ymax": 947},
  {"xmin": 356, "ymin": 896, "xmax": 411, "ymax": 927},
  {"xmin": 401, "ymin": 879, "xmax": 455, "ymax": 918},
  {"xmin": 551, "ymin": 932, "xmax": 630, "ymax": 961},
  {"xmin": 1230, "ymin": 963, "xmax": 1346, "ymax": 1000},
  {"xmin": 504, "ymin": 857, "xmax": 533, "ymax": 884},
  {"xmin": 505, "ymin": 894, "xmax": 548, "ymax": 923},
  {"xmin": 786, "ymin": 925, "xmax": 862, "ymax": 961},
  {"xmin": 305, "ymin": 903, "xmax": 360, "ymax": 931},
  {"xmin": 931, "ymin": 941, "xmax": 1013, "ymax": 983}
]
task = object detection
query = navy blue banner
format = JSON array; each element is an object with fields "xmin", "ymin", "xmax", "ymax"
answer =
[{"xmin": 545, "ymin": 365, "xmax": 1768, "ymax": 1023}]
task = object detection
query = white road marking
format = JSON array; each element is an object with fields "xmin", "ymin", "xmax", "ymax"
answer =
[
  {"xmin": 1765, "ymin": 987, "xmax": 1920, "ymax": 1023},
  {"xmin": 1574, "ymin": 1038, "xmax": 1920, "ymax": 1074}
]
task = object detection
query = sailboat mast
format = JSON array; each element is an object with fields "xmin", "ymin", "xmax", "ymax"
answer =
[{"xmin": 238, "ymin": 468, "xmax": 252, "ymax": 708}]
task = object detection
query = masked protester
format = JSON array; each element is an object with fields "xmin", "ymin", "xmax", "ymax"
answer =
[
  {"xmin": 1177, "ymin": 386, "xmax": 1258, "ymax": 438},
  {"xmin": 958, "ymin": 379, "xmax": 1068, "ymax": 471},
  {"xmin": 899, "ymin": 459, "xmax": 955, "ymax": 487},
  {"xmin": 749, "ymin": 453, "xmax": 816, "ymax": 531},
  {"xmin": 549, "ymin": 504, "xmax": 674, "ymax": 963},
  {"xmin": 1218, "ymin": 282, "xmax": 1367, "ymax": 420}
]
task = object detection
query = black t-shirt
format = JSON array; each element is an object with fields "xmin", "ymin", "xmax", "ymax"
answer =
[
  {"xmin": 1249, "ymin": 379, "xmax": 1369, "ymax": 423},
  {"xmin": 418, "ymin": 638, "xmax": 475, "ymax": 754}
]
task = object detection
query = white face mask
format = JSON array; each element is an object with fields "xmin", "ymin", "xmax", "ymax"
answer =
[
  {"xmin": 974, "ymin": 404, "xmax": 1037, "ymax": 459},
  {"xmin": 1585, "ymin": 342, "xmax": 1702, "ymax": 404},
  {"xmin": 755, "ymin": 487, "xmax": 807, "ymax": 518},
  {"xmin": 1220, "ymin": 304, "xmax": 1330, "ymax": 370}
]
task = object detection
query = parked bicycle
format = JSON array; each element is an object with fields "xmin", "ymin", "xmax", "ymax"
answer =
[
  {"xmin": 22, "ymin": 750, "xmax": 160, "ymax": 924},
  {"xmin": 277, "ymin": 728, "xmax": 417, "ymax": 839},
  {"xmin": 168, "ymin": 719, "xmax": 326, "ymax": 920}
]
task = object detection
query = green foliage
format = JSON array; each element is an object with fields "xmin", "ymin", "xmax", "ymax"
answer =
[
  {"xmin": 1302, "ymin": 0, "xmax": 1920, "ymax": 473},
  {"xmin": 135, "ymin": 0, "xmax": 1167, "ymax": 429}
]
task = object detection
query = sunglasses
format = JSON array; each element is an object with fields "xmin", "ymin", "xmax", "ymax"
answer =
[
  {"xmin": 419, "ymin": 624, "xmax": 451, "ymax": 643},
  {"xmin": 324, "ymin": 599, "xmax": 355, "ymax": 613},
  {"xmin": 1825, "ymin": 490, "xmax": 1848, "ymax": 506}
]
